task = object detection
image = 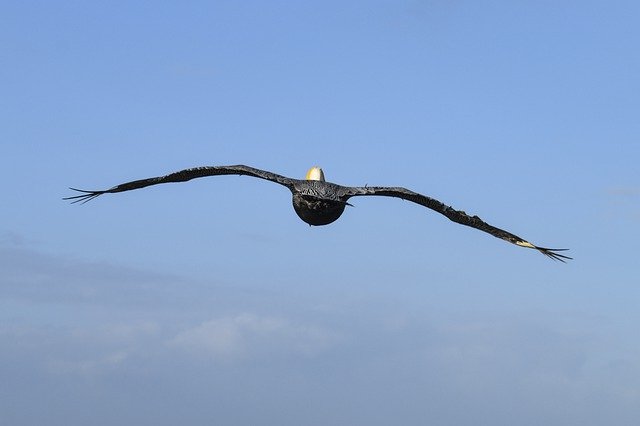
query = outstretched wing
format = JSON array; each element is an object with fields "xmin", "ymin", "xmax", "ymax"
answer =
[
  {"xmin": 64, "ymin": 165, "xmax": 296, "ymax": 204},
  {"xmin": 339, "ymin": 186, "xmax": 571, "ymax": 262}
]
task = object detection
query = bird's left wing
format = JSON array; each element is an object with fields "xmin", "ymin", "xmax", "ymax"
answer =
[
  {"xmin": 64, "ymin": 165, "xmax": 296, "ymax": 204},
  {"xmin": 339, "ymin": 186, "xmax": 571, "ymax": 262}
]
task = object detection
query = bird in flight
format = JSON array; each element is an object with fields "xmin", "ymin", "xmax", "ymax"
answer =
[{"xmin": 65, "ymin": 165, "xmax": 571, "ymax": 262}]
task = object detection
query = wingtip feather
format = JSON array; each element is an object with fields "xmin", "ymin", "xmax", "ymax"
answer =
[
  {"xmin": 536, "ymin": 246, "xmax": 572, "ymax": 262},
  {"xmin": 63, "ymin": 188, "xmax": 104, "ymax": 204}
]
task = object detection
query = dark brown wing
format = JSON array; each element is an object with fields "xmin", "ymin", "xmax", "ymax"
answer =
[
  {"xmin": 339, "ymin": 186, "xmax": 571, "ymax": 262},
  {"xmin": 64, "ymin": 165, "xmax": 295, "ymax": 204}
]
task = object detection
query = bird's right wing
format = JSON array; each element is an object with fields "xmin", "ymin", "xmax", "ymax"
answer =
[{"xmin": 64, "ymin": 165, "xmax": 296, "ymax": 204}]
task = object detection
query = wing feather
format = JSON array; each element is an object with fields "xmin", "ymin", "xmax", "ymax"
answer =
[
  {"xmin": 64, "ymin": 165, "xmax": 295, "ymax": 204},
  {"xmin": 340, "ymin": 186, "xmax": 571, "ymax": 262}
]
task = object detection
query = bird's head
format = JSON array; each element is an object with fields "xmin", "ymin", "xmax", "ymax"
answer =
[{"xmin": 305, "ymin": 166, "xmax": 325, "ymax": 182}]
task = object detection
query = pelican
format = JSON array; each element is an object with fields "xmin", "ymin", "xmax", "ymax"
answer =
[{"xmin": 65, "ymin": 165, "xmax": 571, "ymax": 261}]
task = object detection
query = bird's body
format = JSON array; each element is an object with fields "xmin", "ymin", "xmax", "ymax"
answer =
[
  {"xmin": 65, "ymin": 164, "xmax": 571, "ymax": 261},
  {"xmin": 290, "ymin": 179, "xmax": 349, "ymax": 225},
  {"xmin": 292, "ymin": 192, "xmax": 347, "ymax": 226}
]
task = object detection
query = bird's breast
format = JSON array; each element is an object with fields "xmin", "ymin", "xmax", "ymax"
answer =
[{"xmin": 291, "ymin": 193, "xmax": 346, "ymax": 226}]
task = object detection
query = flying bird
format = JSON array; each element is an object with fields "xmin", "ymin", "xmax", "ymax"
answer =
[{"xmin": 65, "ymin": 165, "xmax": 571, "ymax": 262}]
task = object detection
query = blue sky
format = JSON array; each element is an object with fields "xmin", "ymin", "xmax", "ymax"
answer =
[{"xmin": 2, "ymin": 1, "xmax": 639, "ymax": 424}]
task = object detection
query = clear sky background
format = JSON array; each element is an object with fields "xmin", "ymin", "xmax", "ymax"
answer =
[{"xmin": 2, "ymin": 1, "xmax": 639, "ymax": 425}]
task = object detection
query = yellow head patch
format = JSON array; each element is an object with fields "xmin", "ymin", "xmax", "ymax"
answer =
[{"xmin": 305, "ymin": 166, "xmax": 325, "ymax": 181}]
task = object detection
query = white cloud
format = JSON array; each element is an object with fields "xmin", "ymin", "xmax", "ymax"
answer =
[
  {"xmin": 168, "ymin": 313, "xmax": 339, "ymax": 361},
  {"xmin": 47, "ymin": 350, "xmax": 129, "ymax": 376}
]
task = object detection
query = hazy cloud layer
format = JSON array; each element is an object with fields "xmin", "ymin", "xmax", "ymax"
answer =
[{"xmin": 1, "ymin": 244, "xmax": 639, "ymax": 425}]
